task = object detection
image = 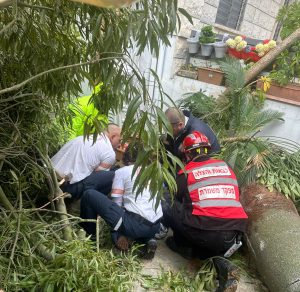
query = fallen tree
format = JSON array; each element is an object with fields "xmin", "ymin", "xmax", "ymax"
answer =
[{"xmin": 241, "ymin": 184, "xmax": 300, "ymax": 292}]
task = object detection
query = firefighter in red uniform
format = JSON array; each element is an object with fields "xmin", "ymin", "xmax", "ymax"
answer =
[{"xmin": 163, "ymin": 131, "xmax": 248, "ymax": 292}]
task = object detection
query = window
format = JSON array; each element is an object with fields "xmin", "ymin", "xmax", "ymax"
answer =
[{"xmin": 215, "ymin": 0, "xmax": 246, "ymax": 30}]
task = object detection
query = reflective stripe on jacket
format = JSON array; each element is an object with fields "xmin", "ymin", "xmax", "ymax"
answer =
[{"xmin": 178, "ymin": 159, "xmax": 248, "ymax": 220}]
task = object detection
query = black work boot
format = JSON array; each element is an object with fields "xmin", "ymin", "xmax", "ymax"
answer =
[
  {"xmin": 165, "ymin": 236, "xmax": 194, "ymax": 260},
  {"xmin": 213, "ymin": 257, "xmax": 239, "ymax": 292},
  {"xmin": 138, "ymin": 238, "xmax": 158, "ymax": 260}
]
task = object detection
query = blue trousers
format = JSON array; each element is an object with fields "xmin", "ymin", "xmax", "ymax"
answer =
[
  {"xmin": 61, "ymin": 171, "xmax": 114, "ymax": 199},
  {"xmin": 80, "ymin": 189, "xmax": 160, "ymax": 243}
]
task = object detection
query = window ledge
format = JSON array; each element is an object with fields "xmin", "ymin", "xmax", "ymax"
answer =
[{"xmin": 213, "ymin": 23, "xmax": 241, "ymax": 36}]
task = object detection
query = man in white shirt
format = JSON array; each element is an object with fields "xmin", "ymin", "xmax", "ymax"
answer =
[
  {"xmin": 80, "ymin": 144, "xmax": 163, "ymax": 259},
  {"xmin": 51, "ymin": 123, "xmax": 121, "ymax": 199}
]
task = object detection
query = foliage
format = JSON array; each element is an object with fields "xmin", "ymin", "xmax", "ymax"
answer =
[
  {"xmin": 180, "ymin": 58, "xmax": 300, "ymax": 202},
  {"xmin": 0, "ymin": 208, "xmax": 142, "ymax": 291},
  {"xmin": 141, "ymin": 259, "xmax": 216, "ymax": 292},
  {"xmin": 0, "ymin": 0, "xmax": 191, "ymax": 214},
  {"xmin": 140, "ymin": 253, "xmax": 254, "ymax": 292},
  {"xmin": 199, "ymin": 25, "xmax": 215, "ymax": 44},
  {"xmin": 270, "ymin": 1, "xmax": 300, "ymax": 85},
  {"xmin": 179, "ymin": 64, "xmax": 198, "ymax": 71},
  {"xmin": 0, "ymin": 0, "xmax": 192, "ymax": 288},
  {"xmin": 18, "ymin": 240, "xmax": 140, "ymax": 291}
]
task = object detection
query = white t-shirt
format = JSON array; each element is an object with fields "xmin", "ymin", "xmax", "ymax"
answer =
[
  {"xmin": 112, "ymin": 165, "xmax": 163, "ymax": 223},
  {"xmin": 51, "ymin": 135, "xmax": 116, "ymax": 184}
]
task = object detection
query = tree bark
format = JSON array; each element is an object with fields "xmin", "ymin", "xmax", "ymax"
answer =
[
  {"xmin": 244, "ymin": 27, "xmax": 300, "ymax": 85},
  {"xmin": 241, "ymin": 184, "xmax": 300, "ymax": 292}
]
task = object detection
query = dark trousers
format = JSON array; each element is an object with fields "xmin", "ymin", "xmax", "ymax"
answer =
[
  {"xmin": 163, "ymin": 200, "xmax": 237, "ymax": 259},
  {"xmin": 61, "ymin": 170, "xmax": 114, "ymax": 199},
  {"xmin": 80, "ymin": 189, "xmax": 160, "ymax": 243}
]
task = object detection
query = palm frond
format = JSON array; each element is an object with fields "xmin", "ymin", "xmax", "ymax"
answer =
[
  {"xmin": 236, "ymin": 100, "xmax": 284, "ymax": 135},
  {"xmin": 219, "ymin": 57, "xmax": 245, "ymax": 90}
]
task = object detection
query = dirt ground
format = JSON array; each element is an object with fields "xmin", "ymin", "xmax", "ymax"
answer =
[{"xmin": 136, "ymin": 234, "xmax": 269, "ymax": 292}]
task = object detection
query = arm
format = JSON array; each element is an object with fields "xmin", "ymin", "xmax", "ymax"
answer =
[
  {"xmin": 111, "ymin": 169, "xmax": 125, "ymax": 207},
  {"xmin": 176, "ymin": 173, "xmax": 188, "ymax": 203},
  {"xmin": 111, "ymin": 188, "xmax": 124, "ymax": 207},
  {"xmin": 95, "ymin": 162, "xmax": 113, "ymax": 171}
]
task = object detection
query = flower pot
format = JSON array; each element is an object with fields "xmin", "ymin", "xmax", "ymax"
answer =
[
  {"xmin": 257, "ymin": 80, "xmax": 300, "ymax": 104},
  {"xmin": 177, "ymin": 69, "xmax": 198, "ymax": 79},
  {"xmin": 187, "ymin": 38, "xmax": 200, "ymax": 54},
  {"xmin": 214, "ymin": 42, "xmax": 227, "ymax": 59},
  {"xmin": 197, "ymin": 67, "xmax": 224, "ymax": 85},
  {"xmin": 227, "ymin": 48, "xmax": 261, "ymax": 62},
  {"xmin": 200, "ymin": 43, "xmax": 214, "ymax": 57}
]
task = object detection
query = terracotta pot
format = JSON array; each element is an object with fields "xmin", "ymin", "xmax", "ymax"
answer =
[
  {"xmin": 257, "ymin": 80, "xmax": 300, "ymax": 103},
  {"xmin": 197, "ymin": 67, "xmax": 224, "ymax": 85},
  {"xmin": 177, "ymin": 69, "xmax": 198, "ymax": 79}
]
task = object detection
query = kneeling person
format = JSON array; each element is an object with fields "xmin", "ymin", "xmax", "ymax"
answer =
[
  {"xmin": 80, "ymin": 144, "xmax": 163, "ymax": 259},
  {"xmin": 163, "ymin": 131, "xmax": 248, "ymax": 292}
]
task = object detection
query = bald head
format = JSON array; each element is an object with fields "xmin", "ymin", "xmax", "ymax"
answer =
[
  {"xmin": 106, "ymin": 123, "xmax": 121, "ymax": 149},
  {"xmin": 165, "ymin": 107, "xmax": 185, "ymax": 137},
  {"xmin": 165, "ymin": 107, "xmax": 185, "ymax": 124}
]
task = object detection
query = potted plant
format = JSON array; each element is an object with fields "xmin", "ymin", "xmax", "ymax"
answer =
[
  {"xmin": 226, "ymin": 36, "xmax": 276, "ymax": 62},
  {"xmin": 177, "ymin": 64, "xmax": 198, "ymax": 79},
  {"xmin": 187, "ymin": 31, "xmax": 200, "ymax": 54},
  {"xmin": 214, "ymin": 41, "xmax": 227, "ymax": 59},
  {"xmin": 199, "ymin": 25, "xmax": 216, "ymax": 57},
  {"xmin": 256, "ymin": 2, "xmax": 300, "ymax": 104},
  {"xmin": 197, "ymin": 66, "xmax": 224, "ymax": 86}
]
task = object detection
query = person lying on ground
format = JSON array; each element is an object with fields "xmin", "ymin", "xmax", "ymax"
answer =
[
  {"xmin": 163, "ymin": 107, "xmax": 220, "ymax": 161},
  {"xmin": 51, "ymin": 123, "xmax": 121, "ymax": 199},
  {"xmin": 80, "ymin": 144, "xmax": 164, "ymax": 260},
  {"xmin": 162, "ymin": 131, "xmax": 248, "ymax": 292}
]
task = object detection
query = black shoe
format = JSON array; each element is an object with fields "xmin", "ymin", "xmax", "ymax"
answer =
[
  {"xmin": 165, "ymin": 236, "xmax": 194, "ymax": 260},
  {"xmin": 216, "ymin": 278, "xmax": 238, "ymax": 292},
  {"xmin": 138, "ymin": 239, "xmax": 157, "ymax": 260},
  {"xmin": 213, "ymin": 257, "xmax": 239, "ymax": 292},
  {"xmin": 155, "ymin": 223, "xmax": 169, "ymax": 240}
]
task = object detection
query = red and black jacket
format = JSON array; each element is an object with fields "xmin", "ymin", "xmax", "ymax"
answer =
[{"xmin": 175, "ymin": 157, "xmax": 248, "ymax": 232}]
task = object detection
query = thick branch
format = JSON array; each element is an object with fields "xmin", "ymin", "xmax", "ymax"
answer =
[
  {"xmin": 38, "ymin": 150, "xmax": 74, "ymax": 241},
  {"xmin": 244, "ymin": 27, "xmax": 300, "ymax": 85},
  {"xmin": 36, "ymin": 243, "xmax": 55, "ymax": 261}
]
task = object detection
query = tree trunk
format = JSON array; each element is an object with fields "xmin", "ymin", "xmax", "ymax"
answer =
[
  {"xmin": 244, "ymin": 27, "xmax": 300, "ymax": 85},
  {"xmin": 241, "ymin": 184, "xmax": 300, "ymax": 292}
]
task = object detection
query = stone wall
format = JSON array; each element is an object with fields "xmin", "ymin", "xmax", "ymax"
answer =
[
  {"xmin": 178, "ymin": 0, "xmax": 283, "ymax": 39},
  {"xmin": 240, "ymin": 0, "xmax": 283, "ymax": 40}
]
